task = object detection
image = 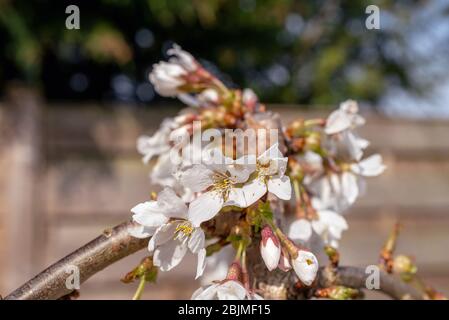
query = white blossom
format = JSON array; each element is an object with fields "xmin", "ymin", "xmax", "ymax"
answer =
[
  {"xmin": 325, "ymin": 100, "xmax": 365, "ymax": 135},
  {"xmin": 325, "ymin": 100, "xmax": 368, "ymax": 161},
  {"xmin": 180, "ymin": 151, "xmax": 255, "ymax": 227},
  {"xmin": 149, "ymin": 44, "xmax": 197, "ymax": 97},
  {"xmin": 291, "ymin": 250, "xmax": 319, "ymax": 286},
  {"xmin": 129, "ymin": 188, "xmax": 187, "ymax": 239},
  {"xmin": 241, "ymin": 143, "xmax": 292, "ymax": 206},
  {"xmin": 288, "ymin": 200, "xmax": 348, "ymax": 248},
  {"xmin": 130, "ymin": 187, "xmax": 206, "ymax": 278},
  {"xmin": 137, "ymin": 118, "xmax": 175, "ymax": 164},
  {"xmin": 149, "ymin": 219, "xmax": 206, "ymax": 279},
  {"xmin": 310, "ymin": 154, "xmax": 386, "ymax": 212},
  {"xmin": 260, "ymin": 225, "xmax": 281, "ymax": 271},
  {"xmin": 192, "ymin": 281, "xmax": 263, "ymax": 300}
]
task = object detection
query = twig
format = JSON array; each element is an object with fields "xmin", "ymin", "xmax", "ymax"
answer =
[
  {"xmin": 317, "ymin": 266, "xmax": 423, "ymax": 300},
  {"xmin": 4, "ymin": 220, "xmax": 148, "ymax": 300},
  {"xmin": 4, "ymin": 220, "xmax": 422, "ymax": 300}
]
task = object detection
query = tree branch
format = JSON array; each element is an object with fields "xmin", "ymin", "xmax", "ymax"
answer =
[
  {"xmin": 316, "ymin": 266, "xmax": 423, "ymax": 300},
  {"xmin": 4, "ymin": 220, "xmax": 148, "ymax": 300},
  {"xmin": 4, "ymin": 220, "xmax": 422, "ymax": 300}
]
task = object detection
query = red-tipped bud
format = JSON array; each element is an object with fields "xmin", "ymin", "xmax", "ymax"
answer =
[
  {"xmin": 226, "ymin": 261, "xmax": 243, "ymax": 282},
  {"xmin": 278, "ymin": 247, "xmax": 292, "ymax": 272},
  {"xmin": 260, "ymin": 225, "xmax": 281, "ymax": 271}
]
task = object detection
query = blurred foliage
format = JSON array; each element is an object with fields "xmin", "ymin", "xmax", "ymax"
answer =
[{"xmin": 0, "ymin": 0, "xmax": 443, "ymax": 107}]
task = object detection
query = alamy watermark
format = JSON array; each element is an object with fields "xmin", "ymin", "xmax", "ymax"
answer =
[
  {"xmin": 365, "ymin": 5, "xmax": 380, "ymax": 30},
  {"xmin": 65, "ymin": 5, "xmax": 80, "ymax": 30},
  {"xmin": 65, "ymin": 265, "xmax": 80, "ymax": 290},
  {"xmin": 365, "ymin": 265, "xmax": 381, "ymax": 290}
]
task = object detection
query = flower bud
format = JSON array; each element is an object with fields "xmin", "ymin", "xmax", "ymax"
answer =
[
  {"xmin": 291, "ymin": 249, "xmax": 319, "ymax": 286},
  {"xmin": 393, "ymin": 255, "xmax": 417, "ymax": 282},
  {"xmin": 260, "ymin": 226, "xmax": 281, "ymax": 271},
  {"xmin": 226, "ymin": 261, "xmax": 243, "ymax": 282},
  {"xmin": 278, "ymin": 248, "xmax": 292, "ymax": 272}
]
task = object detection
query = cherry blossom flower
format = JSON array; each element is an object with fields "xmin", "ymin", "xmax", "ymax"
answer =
[
  {"xmin": 241, "ymin": 143, "xmax": 292, "ymax": 206},
  {"xmin": 180, "ymin": 151, "xmax": 255, "ymax": 227},
  {"xmin": 325, "ymin": 100, "xmax": 365, "ymax": 135},
  {"xmin": 260, "ymin": 225, "xmax": 281, "ymax": 271},
  {"xmin": 291, "ymin": 249, "xmax": 319, "ymax": 286},
  {"xmin": 288, "ymin": 202, "xmax": 348, "ymax": 248},
  {"xmin": 325, "ymin": 100, "xmax": 368, "ymax": 161},
  {"xmin": 193, "ymin": 261, "xmax": 264, "ymax": 300},
  {"xmin": 149, "ymin": 219, "xmax": 206, "ymax": 279},
  {"xmin": 339, "ymin": 153, "xmax": 386, "ymax": 207},
  {"xmin": 130, "ymin": 187, "xmax": 206, "ymax": 278},
  {"xmin": 129, "ymin": 188, "xmax": 187, "ymax": 239},
  {"xmin": 149, "ymin": 44, "xmax": 198, "ymax": 97},
  {"xmin": 310, "ymin": 154, "xmax": 386, "ymax": 212},
  {"xmin": 137, "ymin": 118, "xmax": 175, "ymax": 164},
  {"xmin": 192, "ymin": 280, "xmax": 263, "ymax": 300}
]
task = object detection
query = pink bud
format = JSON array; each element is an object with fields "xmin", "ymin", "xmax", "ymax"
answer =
[
  {"xmin": 278, "ymin": 248, "xmax": 292, "ymax": 272},
  {"xmin": 260, "ymin": 226, "xmax": 281, "ymax": 271}
]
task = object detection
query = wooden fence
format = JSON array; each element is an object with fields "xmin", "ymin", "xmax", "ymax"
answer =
[{"xmin": 1, "ymin": 89, "xmax": 449, "ymax": 299}]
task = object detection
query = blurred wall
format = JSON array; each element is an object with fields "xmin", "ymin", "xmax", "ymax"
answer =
[{"xmin": 1, "ymin": 93, "xmax": 449, "ymax": 299}]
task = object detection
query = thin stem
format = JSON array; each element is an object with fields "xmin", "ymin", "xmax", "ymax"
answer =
[
  {"xmin": 132, "ymin": 276, "xmax": 146, "ymax": 300},
  {"xmin": 241, "ymin": 249, "xmax": 251, "ymax": 291},
  {"xmin": 235, "ymin": 241, "xmax": 244, "ymax": 260}
]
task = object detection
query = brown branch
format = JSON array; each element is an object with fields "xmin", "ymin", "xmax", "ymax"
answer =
[
  {"xmin": 4, "ymin": 220, "xmax": 148, "ymax": 300},
  {"xmin": 4, "ymin": 220, "xmax": 422, "ymax": 300},
  {"xmin": 317, "ymin": 266, "xmax": 423, "ymax": 300}
]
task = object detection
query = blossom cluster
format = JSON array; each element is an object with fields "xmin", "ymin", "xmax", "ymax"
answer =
[{"xmin": 129, "ymin": 44, "xmax": 386, "ymax": 300}]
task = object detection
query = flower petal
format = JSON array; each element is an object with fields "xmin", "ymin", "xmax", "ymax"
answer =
[
  {"xmin": 288, "ymin": 219, "xmax": 313, "ymax": 242},
  {"xmin": 192, "ymin": 284, "xmax": 218, "ymax": 300},
  {"xmin": 351, "ymin": 154, "xmax": 386, "ymax": 177},
  {"xmin": 128, "ymin": 225, "xmax": 153, "ymax": 239},
  {"xmin": 343, "ymin": 131, "xmax": 365, "ymax": 161},
  {"xmin": 188, "ymin": 191, "xmax": 224, "ymax": 227},
  {"xmin": 148, "ymin": 222, "xmax": 178, "ymax": 252},
  {"xmin": 188, "ymin": 228, "xmax": 205, "ymax": 253},
  {"xmin": 217, "ymin": 281, "xmax": 247, "ymax": 300},
  {"xmin": 257, "ymin": 143, "xmax": 283, "ymax": 164},
  {"xmin": 325, "ymin": 109, "xmax": 352, "ymax": 135},
  {"xmin": 267, "ymin": 175, "xmax": 292, "ymax": 200},
  {"xmin": 292, "ymin": 250, "xmax": 319, "ymax": 286},
  {"xmin": 341, "ymin": 172, "xmax": 359, "ymax": 205},
  {"xmin": 157, "ymin": 188, "xmax": 188, "ymax": 219},
  {"xmin": 225, "ymin": 187, "xmax": 248, "ymax": 208},
  {"xmin": 131, "ymin": 201, "xmax": 169, "ymax": 228},
  {"xmin": 180, "ymin": 165, "xmax": 215, "ymax": 192},
  {"xmin": 153, "ymin": 239, "xmax": 188, "ymax": 271},
  {"xmin": 195, "ymin": 248, "xmax": 207, "ymax": 279},
  {"xmin": 242, "ymin": 178, "xmax": 267, "ymax": 207}
]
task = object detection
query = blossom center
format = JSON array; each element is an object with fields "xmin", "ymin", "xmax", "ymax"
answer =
[
  {"xmin": 175, "ymin": 222, "xmax": 194, "ymax": 237},
  {"xmin": 212, "ymin": 174, "xmax": 233, "ymax": 199}
]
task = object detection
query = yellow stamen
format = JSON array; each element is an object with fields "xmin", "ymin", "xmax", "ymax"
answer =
[{"xmin": 175, "ymin": 223, "xmax": 194, "ymax": 236}]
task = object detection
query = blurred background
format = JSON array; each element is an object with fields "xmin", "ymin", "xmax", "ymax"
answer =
[{"xmin": 0, "ymin": 0, "xmax": 448, "ymax": 299}]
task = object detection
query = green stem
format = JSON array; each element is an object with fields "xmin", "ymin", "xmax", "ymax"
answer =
[
  {"xmin": 235, "ymin": 241, "xmax": 244, "ymax": 260},
  {"xmin": 132, "ymin": 276, "xmax": 146, "ymax": 300}
]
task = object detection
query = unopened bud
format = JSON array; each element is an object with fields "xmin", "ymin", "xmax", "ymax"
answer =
[
  {"xmin": 260, "ymin": 225, "xmax": 281, "ymax": 271},
  {"xmin": 393, "ymin": 255, "xmax": 417, "ymax": 281},
  {"xmin": 226, "ymin": 261, "xmax": 243, "ymax": 282},
  {"xmin": 278, "ymin": 247, "xmax": 292, "ymax": 272},
  {"xmin": 291, "ymin": 249, "xmax": 319, "ymax": 286}
]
